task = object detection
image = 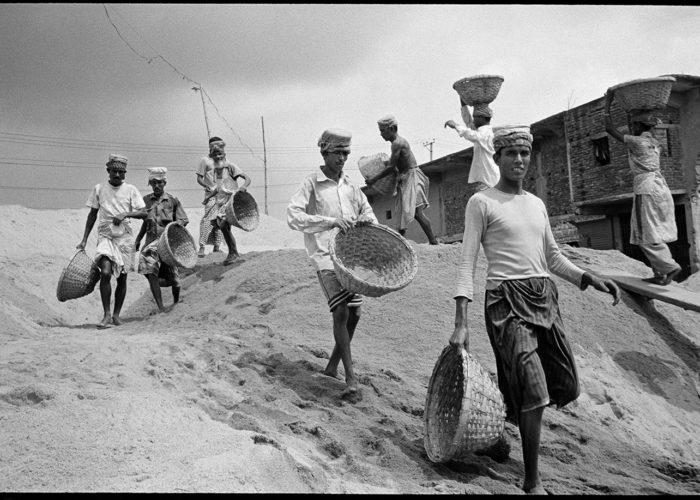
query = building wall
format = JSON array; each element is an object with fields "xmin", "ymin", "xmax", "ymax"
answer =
[
  {"xmin": 524, "ymin": 130, "xmax": 571, "ymax": 217},
  {"xmin": 676, "ymin": 87, "xmax": 700, "ymax": 272}
]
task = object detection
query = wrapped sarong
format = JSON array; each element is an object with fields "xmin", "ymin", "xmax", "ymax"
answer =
[
  {"xmin": 199, "ymin": 196, "xmax": 224, "ymax": 247},
  {"xmin": 395, "ymin": 167, "xmax": 429, "ymax": 230},
  {"xmin": 138, "ymin": 240, "xmax": 180, "ymax": 286},
  {"xmin": 94, "ymin": 220, "xmax": 135, "ymax": 277}
]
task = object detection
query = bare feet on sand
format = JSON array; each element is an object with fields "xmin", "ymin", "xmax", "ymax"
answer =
[
  {"xmin": 223, "ymin": 253, "xmax": 240, "ymax": 265},
  {"xmin": 643, "ymin": 267, "xmax": 681, "ymax": 286},
  {"xmin": 97, "ymin": 314, "xmax": 113, "ymax": 329},
  {"xmin": 523, "ymin": 482, "xmax": 547, "ymax": 495},
  {"xmin": 321, "ymin": 368, "xmax": 341, "ymax": 380},
  {"xmin": 112, "ymin": 315, "xmax": 123, "ymax": 326},
  {"xmin": 341, "ymin": 380, "xmax": 362, "ymax": 402}
]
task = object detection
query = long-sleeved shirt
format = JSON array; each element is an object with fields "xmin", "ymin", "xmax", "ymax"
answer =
[
  {"xmin": 142, "ymin": 191, "xmax": 189, "ymax": 246},
  {"xmin": 453, "ymin": 105, "xmax": 500, "ymax": 187},
  {"xmin": 287, "ymin": 170, "xmax": 378, "ymax": 271},
  {"xmin": 454, "ymin": 188, "xmax": 585, "ymax": 301}
]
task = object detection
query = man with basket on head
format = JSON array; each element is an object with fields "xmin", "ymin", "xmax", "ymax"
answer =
[
  {"xmin": 450, "ymin": 126, "xmax": 620, "ymax": 494},
  {"xmin": 287, "ymin": 128, "xmax": 378, "ymax": 399},
  {"xmin": 367, "ymin": 115, "xmax": 438, "ymax": 245},
  {"xmin": 134, "ymin": 167, "xmax": 189, "ymax": 313},
  {"xmin": 197, "ymin": 136, "xmax": 252, "ymax": 266},
  {"xmin": 77, "ymin": 154, "xmax": 148, "ymax": 329},
  {"xmin": 604, "ymin": 89, "xmax": 682, "ymax": 286}
]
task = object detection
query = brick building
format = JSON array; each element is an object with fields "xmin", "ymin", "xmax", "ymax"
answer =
[{"xmin": 364, "ymin": 74, "xmax": 700, "ymax": 277}]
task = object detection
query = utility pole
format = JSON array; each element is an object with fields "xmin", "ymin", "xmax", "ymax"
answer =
[
  {"xmin": 261, "ymin": 116, "xmax": 268, "ymax": 215},
  {"xmin": 192, "ymin": 86, "xmax": 211, "ymax": 139},
  {"xmin": 423, "ymin": 138, "xmax": 435, "ymax": 162}
]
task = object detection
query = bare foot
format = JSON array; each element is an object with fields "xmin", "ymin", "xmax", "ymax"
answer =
[
  {"xmin": 341, "ymin": 386, "xmax": 362, "ymax": 402},
  {"xmin": 523, "ymin": 482, "xmax": 547, "ymax": 495},
  {"xmin": 223, "ymin": 254, "xmax": 240, "ymax": 265},
  {"xmin": 97, "ymin": 314, "xmax": 113, "ymax": 329},
  {"xmin": 661, "ymin": 267, "xmax": 681, "ymax": 285},
  {"xmin": 321, "ymin": 368, "xmax": 341, "ymax": 380},
  {"xmin": 112, "ymin": 315, "xmax": 123, "ymax": 326},
  {"xmin": 642, "ymin": 275, "xmax": 665, "ymax": 285}
]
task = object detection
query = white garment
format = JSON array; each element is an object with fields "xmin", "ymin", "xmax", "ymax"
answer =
[
  {"xmin": 454, "ymin": 188, "xmax": 585, "ymax": 301},
  {"xmin": 287, "ymin": 170, "xmax": 378, "ymax": 271},
  {"xmin": 454, "ymin": 106, "xmax": 500, "ymax": 187},
  {"xmin": 196, "ymin": 156, "xmax": 244, "ymax": 204}
]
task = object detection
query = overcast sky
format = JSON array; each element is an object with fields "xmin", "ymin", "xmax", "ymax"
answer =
[{"xmin": 1, "ymin": 3, "xmax": 699, "ymax": 217}]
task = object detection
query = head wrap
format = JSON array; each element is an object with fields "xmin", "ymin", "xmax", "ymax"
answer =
[
  {"xmin": 377, "ymin": 114, "xmax": 398, "ymax": 128},
  {"xmin": 147, "ymin": 167, "xmax": 167, "ymax": 182},
  {"xmin": 106, "ymin": 154, "xmax": 128, "ymax": 169},
  {"xmin": 318, "ymin": 128, "xmax": 352, "ymax": 153},
  {"xmin": 493, "ymin": 125, "xmax": 533, "ymax": 152},
  {"xmin": 630, "ymin": 110, "xmax": 661, "ymax": 127},
  {"xmin": 473, "ymin": 103, "xmax": 493, "ymax": 118},
  {"xmin": 209, "ymin": 137, "xmax": 226, "ymax": 153}
]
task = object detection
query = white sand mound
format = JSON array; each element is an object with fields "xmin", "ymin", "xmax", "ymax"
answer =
[{"xmin": 0, "ymin": 205, "xmax": 698, "ymax": 493}]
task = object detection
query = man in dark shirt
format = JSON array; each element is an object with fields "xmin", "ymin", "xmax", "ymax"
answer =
[{"xmin": 134, "ymin": 167, "xmax": 189, "ymax": 312}]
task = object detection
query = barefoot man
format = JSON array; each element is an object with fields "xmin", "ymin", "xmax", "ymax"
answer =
[
  {"xmin": 451, "ymin": 126, "xmax": 620, "ymax": 494},
  {"xmin": 134, "ymin": 167, "xmax": 189, "ymax": 313},
  {"xmin": 287, "ymin": 128, "xmax": 378, "ymax": 398},
  {"xmin": 77, "ymin": 154, "xmax": 147, "ymax": 328}
]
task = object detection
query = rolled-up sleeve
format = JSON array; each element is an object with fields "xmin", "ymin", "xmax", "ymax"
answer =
[
  {"xmin": 453, "ymin": 196, "xmax": 486, "ymax": 301},
  {"xmin": 287, "ymin": 178, "xmax": 336, "ymax": 233}
]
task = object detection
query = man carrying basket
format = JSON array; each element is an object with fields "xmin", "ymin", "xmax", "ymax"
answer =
[
  {"xmin": 77, "ymin": 154, "xmax": 148, "ymax": 328},
  {"xmin": 287, "ymin": 128, "xmax": 378, "ymax": 399},
  {"xmin": 134, "ymin": 167, "xmax": 189, "ymax": 313},
  {"xmin": 450, "ymin": 126, "xmax": 620, "ymax": 494}
]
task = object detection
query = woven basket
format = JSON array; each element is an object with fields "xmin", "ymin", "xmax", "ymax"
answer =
[
  {"xmin": 452, "ymin": 75, "xmax": 504, "ymax": 105},
  {"xmin": 56, "ymin": 250, "xmax": 100, "ymax": 302},
  {"xmin": 424, "ymin": 345, "xmax": 506, "ymax": 462},
  {"xmin": 329, "ymin": 223, "xmax": 417, "ymax": 297},
  {"xmin": 156, "ymin": 222, "xmax": 197, "ymax": 269},
  {"xmin": 609, "ymin": 76, "xmax": 676, "ymax": 112},
  {"xmin": 225, "ymin": 190, "xmax": 260, "ymax": 232},
  {"xmin": 358, "ymin": 153, "xmax": 396, "ymax": 196}
]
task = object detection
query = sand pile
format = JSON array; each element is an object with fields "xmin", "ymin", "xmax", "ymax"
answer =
[{"xmin": 0, "ymin": 205, "xmax": 698, "ymax": 493}]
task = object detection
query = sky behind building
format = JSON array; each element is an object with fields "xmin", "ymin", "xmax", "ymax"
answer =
[{"xmin": 1, "ymin": 3, "xmax": 699, "ymax": 217}]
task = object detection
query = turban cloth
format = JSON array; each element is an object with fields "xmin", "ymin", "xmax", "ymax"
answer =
[
  {"xmin": 377, "ymin": 114, "xmax": 398, "ymax": 128},
  {"xmin": 630, "ymin": 110, "xmax": 661, "ymax": 127},
  {"xmin": 148, "ymin": 167, "xmax": 167, "ymax": 181},
  {"xmin": 209, "ymin": 140, "xmax": 226, "ymax": 153},
  {"xmin": 106, "ymin": 154, "xmax": 128, "ymax": 169},
  {"xmin": 473, "ymin": 103, "xmax": 493, "ymax": 118},
  {"xmin": 318, "ymin": 128, "xmax": 352, "ymax": 153},
  {"xmin": 493, "ymin": 125, "xmax": 533, "ymax": 151}
]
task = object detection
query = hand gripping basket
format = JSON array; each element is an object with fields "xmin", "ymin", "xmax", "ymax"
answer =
[
  {"xmin": 156, "ymin": 222, "xmax": 198, "ymax": 269},
  {"xmin": 358, "ymin": 153, "xmax": 396, "ymax": 196},
  {"xmin": 609, "ymin": 76, "xmax": 676, "ymax": 112},
  {"xmin": 329, "ymin": 223, "xmax": 418, "ymax": 297},
  {"xmin": 56, "ymin": 250, "xmax": 100, "ymax": 302},
  {"xmin": 225, "ymin": 190, "xmax": 260, "ymax": 232},
  {"xmin": 424, "ymin": 345, "xmax": 506, "ymax": 462},
  {"xmin": 452, "ymin": 74, "xmax": 504, "ymax": 105}
]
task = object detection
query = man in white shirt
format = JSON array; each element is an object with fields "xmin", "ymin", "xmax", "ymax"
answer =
[
  {"xmin": 450, "ymin": 126, "xmax": 620, "ymax": 494},
  {"xmin": 77, "ymin": 154, "xmax": 147, "ymax": 329},
  {"xmin": 444, "ymin": 100, "xmax": 500, "ymax": 191},
  {"xmin": 287, "ymin": 128, "xmax": 378, "ymax": 399}
]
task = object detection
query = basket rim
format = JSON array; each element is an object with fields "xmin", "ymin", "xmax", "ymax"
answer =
[
  {"xmin": 225, "ymin": 190, "xmax": 260, "ymax": 231},
  {"xmin": 452, "ymin": 74, "xmax": 504, "ymax": 89},
  {"xmin": 609, "ymin": 76, "xmax": 676, "ymax": 92},
  {"xmin": 159, "ymin": 222, "xmax": 197, "ymax": 267},
  {"xmin": 328, "ymin": 223, "xmax": 418, "ymax": 292}
]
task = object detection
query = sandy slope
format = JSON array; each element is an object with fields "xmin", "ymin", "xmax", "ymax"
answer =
[{"xmin": 0, "ymin": 205, "xmax": 698, "ymax": 493}]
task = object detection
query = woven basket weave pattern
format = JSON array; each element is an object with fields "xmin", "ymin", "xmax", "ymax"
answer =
[
  {"xmin": 452, "ymin": 75, "xmax": 504, "ymax": 105},
  {"xmin": 610, "ymin": 77, "xmax": 675, "ymax": 112},
  {"xmin": 157, "ymin": 223, "xmax": 197, "ymax": 269},
  {"xmin": 358, "ymin": 153, "xmax": 395, "ymax": 195},
  {"xmin": 225, "ymin": 191, "xmax": 260, "ymax": 232},
  {"xmin": 56, "ymin": 250, "xmax": 100, "ymax": 302},
  {"xmin": 329, "ymin": 224, "xmax": 417, "ymax": 297},
  {"xmin": 424, "ymin": 346, "xmax": 505, "ymax": 462}
]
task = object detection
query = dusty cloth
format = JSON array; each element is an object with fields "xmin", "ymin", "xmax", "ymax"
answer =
[
  {"xmin": 199, "ymin": 197, "xmax": 223, "ymax": 247},
  {"xmin": 138, "ymin": 240, "xmax": 180, "ymax": 286},
  {"xmin": 638, "ymin": 241, "xmax": 681, "ymax": 276},
  {"xmin": 318, "ymin": 129, "xmax": 352, "ymax": 153},
  {"xmin": 94, "ymin": 222, "xmax": 136, "ymax": 277},
  {"xmin": 316, "ymin": 269, "xmax": 363, "ymax": 312},
  {"xmin": 485, "ymin": 277, "xmax": 580, "ymax": 415},
  {"xmin": 624, "ymin": 133, "xmax": 677, "ymax": 245},
  {"xmin": 287, "ymin": 170, "xmax": 377, "ymax": 271},
  {"xmin": 395, "ymin": 166, "xmax": 430, "ymax": 231},
  {"xmin": 377, "ymin": 115, "xmax": 398, "ymax": 128},
  {"xmin": 196, "ymin": 160, "xmax": 245, "ymax": 224},
  {"xmin": 492, "ymin": 125, "xmax": 533, "ymax": 151}
]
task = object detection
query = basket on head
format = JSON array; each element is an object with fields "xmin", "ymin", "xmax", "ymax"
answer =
[
  {"xmin": 452, "ymin": 74, "xmax": 504, "ymax": 105},
  {"xmin": 156, "ymin": 222, "xmax": 197, "ymax": 269},
  {"xmin": 358, "ymin": 153, "xmax": 396, "ymax": 196},
  {"xmin": 424, "ymin": 345, "xmax": 506, "ymax": 462},
  {"xmin": 329, "ymin": 223, "xmax": 418, "ymax": 297},
  {"xmin": 609, "ymin": 76, "xmax": 676, "ymax": 112},
  {"xmin": 225, "ymin": 190, "xmax": 260, "ymax": 232},
  {"xmin": 56, "ymin": 250, "xmax": 100, "ymax": 302}
]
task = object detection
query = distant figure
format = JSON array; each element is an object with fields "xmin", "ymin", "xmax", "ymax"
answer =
[
  {"xmin": 287, "ymin": 128, "xmax": 378, "ymax": 399},
  {"xmin": 77, "ymin": 154, "xmax": 147, "ymax": 329},
  {"xmin": 451, "ymin": 126, "xmax": 620, "ymax": 494},
  {"xmin": 604, "ymin": 90, "xmax": 682, "ymax": 285},
  {"xmin": 367, "ymin": 115, "xmax": 438, "ymax": 245},
  {"xmin": 195, "ymin": 136, "xmax": 226, "ymax": 257},
  {"xmin": 134, "ymin": 167, "xmax": 189, "ymax": 313},
  {"xmin": 199, "ymin": 137, "xmax": 252, "ymax": 266},
  {"xmin": 444, "ymin": 99, "xmax": 500, "ymax": 191}
]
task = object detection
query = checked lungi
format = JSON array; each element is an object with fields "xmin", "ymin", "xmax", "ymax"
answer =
[
  {"xmin": 199, "ymin": 196, "xmax": 224, "ymax": 247},
  {"xmin": 484, "ymin": 277, "xmax": 580, "ymax": 419}
]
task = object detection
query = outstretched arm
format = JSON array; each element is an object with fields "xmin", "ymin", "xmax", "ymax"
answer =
[
  {"xmin": 581, "ymin": 272, "xmax": 621, "ymax": 306},
  {"xmin": 604, "ymin": 90, "xmax": 625, "ymax": 143}
]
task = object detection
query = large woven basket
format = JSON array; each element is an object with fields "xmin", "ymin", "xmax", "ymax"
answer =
[
  {"xmin": 329, "ymin": 223, "xmax": 417, "ymax": 297},
  {"xmin": 156, "ymin": 222, "xmax": 197, "ymax": 269},
  {"xmin": 609, "ymin": 76, "xmax": 676, "ymax": 112},
  {"xmin": 56, "ymin": 250, "xmax": 100, "ymax": 302},
  {"xmin": 225, "ymin": 190, "xmax": 260, "ymax": 232},
  {"xmin": 424, "ymin": 346, "xmax": 506, "ymax": 462},
  {"xmin": 452, "ymin": 74, "xmax": 504, "ymax": 105},
  {"xmin": 358, "ymin": 153, "xmax": 396, "ymax": 196}
]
